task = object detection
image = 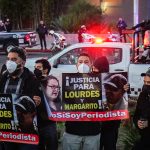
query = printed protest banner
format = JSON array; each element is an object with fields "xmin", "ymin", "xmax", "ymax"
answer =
[
  {"xmin": 0, "ymin": 94, "xmax": 38, "ymax": 144},
  {"xmin": 43, "ymin": 73, "xmax": 129, "ymax": 121},
  {"xmin": 62, "ymin": 73, "xmax": 102, "ymax": 111}
]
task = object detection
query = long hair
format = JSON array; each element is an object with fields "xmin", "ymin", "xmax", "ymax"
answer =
[{"xmin": 41, "ymin": 75, "xmax": 61, "ymax": 104}]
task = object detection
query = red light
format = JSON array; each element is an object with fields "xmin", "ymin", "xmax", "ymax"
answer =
[
  {"xmin": 95, "ymin": 38, "xmax": 103, "ymax": 44},
  {"xmin": 25, "ymin": 34, "xmax": 30, "ymax": 41},
  {"xmin": 144, "ymin": 30, "xmax": 150, "ymax": 46}
]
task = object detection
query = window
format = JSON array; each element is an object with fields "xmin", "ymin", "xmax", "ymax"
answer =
[{"xmin": 58, "ymin": 47, "xmax": 122, "ymax": 65}]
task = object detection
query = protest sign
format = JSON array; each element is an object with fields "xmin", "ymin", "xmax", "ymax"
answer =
[
  {"xmin": 0, "ymin": 94, "xmax": 38, "ymax": 144},
  {"xmin": 43, "ymin": 72, "xmax": 129, "ymax": 121}
]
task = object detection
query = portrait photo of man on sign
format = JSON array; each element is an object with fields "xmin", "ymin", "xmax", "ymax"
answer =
[
  {"xmin": 14, "ymin": 95, "xmax": 38, "ymax": 134},
  {"xmin": 103, "ymin": 73, "xmax": 128, "ymax": 110}
]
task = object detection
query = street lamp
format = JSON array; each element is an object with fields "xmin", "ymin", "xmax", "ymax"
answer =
[{"xmin": 134, "ymin": 0, "xmax": 139, "ymax": 26}]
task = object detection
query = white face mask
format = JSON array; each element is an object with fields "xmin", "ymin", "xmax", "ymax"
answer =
[
  {"xmin": 78, "ymin": 63, "xmax": 90, "ymax": 73},
  {"xmin": 6, "ymin": 60, "xmax": 17, "ymax": 73}
]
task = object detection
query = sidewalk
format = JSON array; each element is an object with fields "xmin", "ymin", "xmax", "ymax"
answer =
[{"xmin": 25, "ymin": 33, "xmax": 78, "ymax": 53}]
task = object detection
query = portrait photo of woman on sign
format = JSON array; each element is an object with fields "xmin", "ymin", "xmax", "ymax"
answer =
[{"xmin": 42, "ymin": 75, "xmax": 62, "ymax": 112}]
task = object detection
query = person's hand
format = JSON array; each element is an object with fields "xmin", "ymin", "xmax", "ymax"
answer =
[
  {"xmin": 122, "ymin": 119, "xmax": 131, "ymax": 127},
  {"xmin": 137, "ymin": 120, "xmax": 148, "ymax": 129},
  {"xmin": 123, "ymin": 83, "xmax": 130, "ymax": 92},
  {"xmin": 33, "ymin": 96, "xmax": 41, "ymax": 106}
]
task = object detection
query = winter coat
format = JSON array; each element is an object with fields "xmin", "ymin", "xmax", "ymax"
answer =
[
  {"xmin": 0, "ymin": 67, "xmax": 41, "ymax": 98},
  {"xmin": 36, "ymin": 24, "xmax": 48, "ymax": 36},
  {"xmin": 133, "ymin": 91, "xmax": 150, "ymax": 144}
]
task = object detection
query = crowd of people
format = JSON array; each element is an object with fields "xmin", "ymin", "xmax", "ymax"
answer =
[
  {"xmin": 0, "ymin": 16, "xmax": 150, "ymax": 150},
  {"xmin": 0, "ymin": 46, "xmax": 149, "ymax": 150}
]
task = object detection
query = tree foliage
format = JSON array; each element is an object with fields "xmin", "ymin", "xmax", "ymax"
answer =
[
  {"xmin": 0, "ymin": 0, "xmax": 34, "ymax": 29},
  {"xmin": 0, "ymin": 0, "xmax": 71, "ymax": 29},
  {"xmin": 0, "ymin": 0, "xmax": 103, "ymax": 32},
  {"xmin": 51, "ymin": 0, "xmax": 103, "ymax": 33}
]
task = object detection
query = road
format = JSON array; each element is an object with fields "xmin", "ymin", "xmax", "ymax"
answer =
[
  {"xmin": 0, "ymin": 33, "xmax": 78, "ymax": 70},
  {"xmin": 28, "ymin": 33, "xmax": 78, "ymax": 50}
]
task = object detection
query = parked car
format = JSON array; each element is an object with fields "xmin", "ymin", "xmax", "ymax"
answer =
[
  {"xmin": 0, "ymin": 32, "xmax": 19, "ymax": 54},
  {"xmin": 11, "ymin": 30, "xmax": 37, "ymax": 47},
  {"xmin": 0, "ymin": 30, "xmax": 37, "ymax": 54}
]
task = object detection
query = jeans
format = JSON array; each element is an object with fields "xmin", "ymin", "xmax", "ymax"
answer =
[
  {"xmin": 62, "ymin": 132, "xmax": 100, "ymax": 150},
  {"xmin": 38, "ymin": 123, "xmax": 58, "ymax": 150}
]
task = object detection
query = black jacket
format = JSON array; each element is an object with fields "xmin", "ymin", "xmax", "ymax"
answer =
[
  {"xmin": 117, "ymin": 20, "xmax": 127, "ymax": 30},
  {"xmin": 0, "ymin": 67, "xmax": 41, "ymax": 98},
  {"xmin": 0, "ymin": 67, "xmax": 44, "ymax": 134},
  {"xmin": 133, "ymin": 91, "xmax": 150, "ymax": 141},
  {"xmin": 36, "ymin": 24, "xmax": 48, "ymax": 36},
  {"xmin": 0, "ymin": 68, "xmax": 47, "ymax": 119}
]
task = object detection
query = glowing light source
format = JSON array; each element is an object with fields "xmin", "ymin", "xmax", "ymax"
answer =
[{"xmin": 95, "ymin": 38, "xmax": 103, "ymax": 44}]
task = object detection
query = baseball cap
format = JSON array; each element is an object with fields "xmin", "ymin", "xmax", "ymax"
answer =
[
  {"xmin": 141, "ymin": 68, "xmax": 150, "ymax": 77},
  {"xmin": 15, "ymin": 96, "xmax": 36, "ymax": 113},
  {"xmin": 104, "ymin": 74, "xmax": 127, "ymax": 91}
]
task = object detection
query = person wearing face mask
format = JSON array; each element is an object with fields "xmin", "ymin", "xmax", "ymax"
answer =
[
  {"xmin": 62, "ymin": 53, "xmax": 101, "ymax": 150},
  {"xmin": 0, "ymin": 47, "xmax": 42, "ymax": 150},
  {"xmin": 34, "ymin": 58, "xmax": 51, "ymax": 80},
  {"xmin": 133, "ymin": 68, "xmax": 150, "ymax": 150},
  {"xmin": 34, "ymin": 59, "xmax": 58, "ymax": 150}
]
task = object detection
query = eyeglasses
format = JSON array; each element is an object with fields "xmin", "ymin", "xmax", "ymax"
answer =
[{"xmin": 47, "ymin": 85, "xmax": 60, "ymax": 90}]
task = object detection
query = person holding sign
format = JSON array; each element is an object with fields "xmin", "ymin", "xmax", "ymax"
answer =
[
  {"xmin": 34, "ymin": 59, "xmax": 58, "ymax": 150},
  {"xmin": 93, "ymin": 57, "xmax": 128, "ymax": 150},
  {"xmin": 0, "ymin": 47, "xmax": 42, "ymax": 150},
  {"xmin": 62, "ymin": 53, "xmax": 101, "ymax": 150}
]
